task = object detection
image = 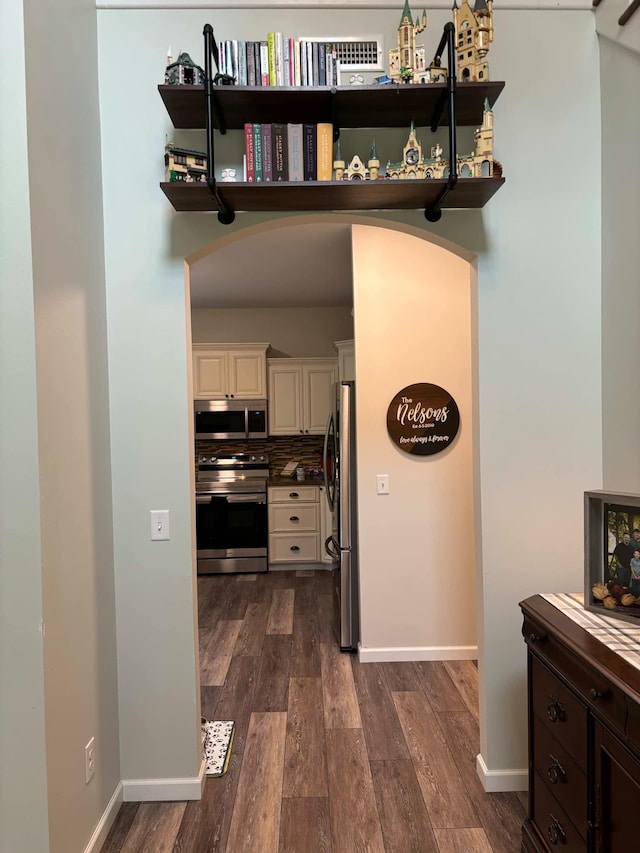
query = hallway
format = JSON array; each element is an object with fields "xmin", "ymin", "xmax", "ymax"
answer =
[{"xmin": 101, "ymin": 570, "xmax": 525, "ymax": 852}]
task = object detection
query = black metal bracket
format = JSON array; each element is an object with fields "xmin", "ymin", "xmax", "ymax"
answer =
[
  {"xmin": 425, "ymin": 22, "xmax": 458, "ymax": 223},
  {"xmin": 203, "ymin": 24, "xmax": 235, "ymax": 225}
]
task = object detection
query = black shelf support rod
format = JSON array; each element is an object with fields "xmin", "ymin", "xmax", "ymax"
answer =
[
  {"xmin": 203, "ymin": 24, "xmax": 235, "ymax": 225},
  {"xmin": 425, "ymin": 22, "xmax": 458, "ymax": 223}
]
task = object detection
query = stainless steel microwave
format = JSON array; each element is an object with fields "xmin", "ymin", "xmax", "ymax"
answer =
[{"xmin": 194, "ymin": 399, "xmax": 268, "ymax": 440}]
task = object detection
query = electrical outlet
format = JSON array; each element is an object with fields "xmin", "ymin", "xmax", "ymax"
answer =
[{"xmin": 85, "ymin": 737, "xmax": 96, "ymax": 784}]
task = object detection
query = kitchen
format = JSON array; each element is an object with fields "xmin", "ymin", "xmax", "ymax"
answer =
[{"xmin": 190, "ymin": 221, "xmax": 358, "ymax": 648}]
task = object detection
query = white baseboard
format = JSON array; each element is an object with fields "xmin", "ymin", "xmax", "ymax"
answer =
[
  {"xmin": 476, "ymin": 753, "xmax": 528, "ymax": 793},
  {"xmin": 357, "ymin": 644, "xmax": 478, "ymax": 662},
  {"xmin": 122, "ymin": 759, "xmax": 206, "ymax": 802},
  {"xmin": 83, "ymin": 782, "xmax": 123, "ymax": 853}
]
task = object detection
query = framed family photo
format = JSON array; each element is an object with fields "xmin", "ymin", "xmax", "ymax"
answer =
[{"xmin": 585, "ymin": 490, "xmax": 640, "ymax": 625}]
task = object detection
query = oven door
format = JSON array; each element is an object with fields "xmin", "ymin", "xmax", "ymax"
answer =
[{"xmin": 196, "ymin": 491, "xmax": 268, "ymax": 561}]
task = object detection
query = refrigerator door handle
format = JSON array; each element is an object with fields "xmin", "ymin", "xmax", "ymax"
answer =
[
  {"xmin": 325, "ymin": 535, "xmax": 340, "ymax": 559},
  {"xmin": 323, "ymin": 412, "xmax": 335, "ymax": 513}
]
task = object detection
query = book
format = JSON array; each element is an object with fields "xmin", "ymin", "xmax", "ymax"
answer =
[
  {"xmin": 259, "ymin": 41, "xmax": 269, "ymax": 86},
  {"xmin": 202, "ymin": 719, "xmax": 235, "ymax": 777},
  {"xmin": 303, "ymin": 123, "xmax": 316, "ymax": 181},
  {"xmin": 312, "ymin": 42, "xmax": 319, "ymax": 86},
  {"xmin": 244, "ymin": 123, "xmax": 255, "ymax": 182},
  {"xmin": 318, "ymin": 42, "xmax": 326, "ymax": 86},
  {"xmin": 316, "ymin": 122, "xmax": 333, "ymax": 181},
  {"xmin": 261, "ymin": 123, "xmax": 273, "ymax": 181},
  {"xmin": 274, "ymin": 32, "xmax": 284, "ymax": 86},
  {"xmin": 246, "ymin": 41, "xmax": 256, "ymax": 86},
  {"xmin": 287, "ymin": 123, "xmax": 303, "ymax": 181},
  {"xmin": 253, "ymin": 123, "xmax": 263, "ymax": 182},
  {"xmin": 237, "ymin": 40, "xmax": 247, "ymax": 86},
  {"xmin": 267, "ymin": 33, "xmax": 277, "ymax": 86},
  {"xmin": 272, "ymin": 123, "xmax": 288, "ymax": 181}
]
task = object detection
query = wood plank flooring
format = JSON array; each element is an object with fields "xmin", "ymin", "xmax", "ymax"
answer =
[{"xmin": 101, "ymin": 570, "xmax": 525, "ymax": 853}]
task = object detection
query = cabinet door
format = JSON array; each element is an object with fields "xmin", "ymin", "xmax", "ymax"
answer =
[
  {"xmin": 193, "ymin": 351, "xmax": 229, "ymax": 398},
  {"xmin": 229, "ymin": 350, "xmax": 265, "ymax": 399},
  {"xmin": 269, "ymin": 364, "xmax": 303, "ymax": 435},
  {"xmin": 593, "ymin": 720, "xmax": 640, "ymax": 852},
  {"xmin": 303, "ymin": 363, "xmax": 337, "ymax": 434},
  {"xmin": 336, "ymin": 340, "xmax": 355, "ymax": 382}
]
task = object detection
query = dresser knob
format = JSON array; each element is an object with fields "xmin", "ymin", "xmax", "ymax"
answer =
[
  {"xmin": 547, "ymin": 815, "xmax": 566, "ymax": 846},
  {"xmin": 547, "ymin": 696, "xmax": 566, "ymax": 723},
  {"xmin": 589, "ymin": 688, "xmax": 604, "ymax": 700},
  {"xmin": 529, "ymin": 632, "xmax": 546, "ymax": 643},
  {"xmin": 547, "ymin": 754, "xmax": 566, "ymax": 785}
]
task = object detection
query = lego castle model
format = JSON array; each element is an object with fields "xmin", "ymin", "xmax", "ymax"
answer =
[{"xmin": 388, "ymin": 0, "xmax": 494, "ymax": 84}]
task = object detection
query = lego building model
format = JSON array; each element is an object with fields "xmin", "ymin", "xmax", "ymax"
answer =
[
  {"xmin": 165, "ymin": 143, "xmax": 208, "ymax": 182},
  {"xmin": 385, "ymin": 98, "xmax": 502, "ymax": 180},
  {"xmin": 334, "ymin": 140, "xmax": 381, "ymax": 182},
  {"xmin": 388, "ymin": 0, "xmax": 494, "ymax": 84},
  {"xmin": 164, "ymin": 48, "xmax": 205, "ymax": 85}
]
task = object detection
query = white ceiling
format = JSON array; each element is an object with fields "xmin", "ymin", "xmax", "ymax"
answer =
[{"xmin": 189, "ymin": 222, "xmax": 354, "ymax": 309}]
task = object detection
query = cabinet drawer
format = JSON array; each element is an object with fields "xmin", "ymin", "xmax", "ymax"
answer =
[
  {"xmin": 269, "ymin": 504, "xmax": 318, "ymax": 533},
  {"xmin": 532, "ymin": 716, "xmax": 587, "ymax": 839},
  {"xmin": 530, "ymin": 656, "xmax": 587, "ymax": 771},
  {"xmin": 531, "ymin": 770, "xmax": 586, "ymax": 852},
  {"xmin": 270, "ymin": 534, "xmax": 319, "ymax": 563},
  {"xmin": 269, "ymin": 486, "xmax": 318, "ymax": 503}
]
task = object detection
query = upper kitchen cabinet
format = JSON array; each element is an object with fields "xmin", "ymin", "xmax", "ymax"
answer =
[
  {"xmin": 334, "ymin": 339, "xmax": 355, "ymax": 382},
  {"xmin": 193, "ymin": 343, "xmax": 269, "ymax": 399},
  {"xmin": 268, "ymin": 358, "xmax": 337, "ymax": 435}
]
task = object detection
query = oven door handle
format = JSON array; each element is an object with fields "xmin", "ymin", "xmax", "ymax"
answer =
[
  {"xmin": 225, "ymin": 494, "xmax": 266, "ymax": 504},
  {"xmin": 196, "ymin": 495, "xmax": 213, "ymax": 504}
]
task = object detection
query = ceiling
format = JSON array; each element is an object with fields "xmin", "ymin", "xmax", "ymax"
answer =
[{"xmin": 189, "ymin": 222, "xmax": 354, "ymax": 309}]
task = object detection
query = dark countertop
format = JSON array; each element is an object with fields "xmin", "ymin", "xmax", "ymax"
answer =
[{"xmin": 267, "ymin": 476, "xmax": 323, "ymax": 488}]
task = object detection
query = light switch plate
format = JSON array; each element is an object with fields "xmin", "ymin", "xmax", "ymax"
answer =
[
  {"xmin": 150, "ymin": 510, "xmax": 170, "ymax": 540},
  {"xmin": 376, "ymin": 474, "xmax": 389, "ymax": 495}
]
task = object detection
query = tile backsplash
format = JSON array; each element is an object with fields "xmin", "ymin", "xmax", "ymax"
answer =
[{"xmin": 196, "ymin": 435, "xmax": 324, "ymax": 478}]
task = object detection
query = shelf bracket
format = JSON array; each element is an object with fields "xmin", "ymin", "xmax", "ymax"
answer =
[
  {"xmin": 329, "ymin": 88, "xmax": 340, "ymax": 142},
  {"xmin": 203, "ymin": 24, "xmax": 235, "ymax": 225},
  {"xmin": 425, "ymin": 22, "xmax": 458, "ymax": 223}
]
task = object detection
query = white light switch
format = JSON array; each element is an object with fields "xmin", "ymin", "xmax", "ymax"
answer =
[
  {"xmin": 150, "ymin": 510, "xmax": 170, "ymax": 541},
  {"xmin": 376, "ymin": 474, "xmax": 389, "ymax": 495}
]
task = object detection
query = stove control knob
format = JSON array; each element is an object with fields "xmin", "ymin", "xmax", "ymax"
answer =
[
  {"xmin": 250, "ymin": 455, "xmax": 256, "ymax": 461},
  {"xmin": 260, "ymin": 455, "xmax": 266, "ymax": 461},
  {"xmin": 209, "ymin": 456, "xmax": 217, "ymax": 463},
  {"xmin": 199, "ymin": 455, "xmax": 207, "ymax": 463}
]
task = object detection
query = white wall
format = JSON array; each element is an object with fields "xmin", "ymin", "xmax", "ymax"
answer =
[
  {"xmin": 192, "ymin": 306, "xmax": 354, "ymax": 356},
  {"xmin": 352, "ymin": 225, "xmax": 477, "ymax": 657},
  {"xmin": 600, "ymin": 39, "xmax": 640, "ymax": 490},
  {"xmin": 98, "ymin": 5, "xmax": 602, "ymax": 790}
]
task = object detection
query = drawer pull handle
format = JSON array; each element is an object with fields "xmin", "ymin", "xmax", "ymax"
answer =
[
  {"xmin": 529, "ymin": 632, "xmax": 546, "ymax": 643},
  {"xmin": 547, "ymin": 815, "xmax": 566, "ymax": 846},
  {"xmin": 589, "ymin": 688, "xmax": 604, "ymax": 700},
  {"xmin": 290, "ymin": 516, "xmax": 300, "ymax": 522},
  {"xmin": 547, "ymin": 755, "xmax": 566, "ymax": 785},
  {"xmin": 547, "ymin": 696, "xmax": 566, "ymax": 723},
  {"xmin": 289, "ymin": 492, "xmax": 299, "ymax": 499},
  {"xmin": 290, "ymin": 545, "xmax": 300, "ymax": 552}
]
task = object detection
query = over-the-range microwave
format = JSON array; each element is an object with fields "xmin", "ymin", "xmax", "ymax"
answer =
[{"xmin": 194, "ymin": 399, "xmax": 268, "ymax": 440}]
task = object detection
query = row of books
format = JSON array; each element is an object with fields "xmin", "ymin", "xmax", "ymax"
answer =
[
  {"xmin": 219, "ymin": 36, "xmax": 341, "ymax": 88},
  {"xmin": 244, "ymin": 123, "xmax": 333, "ymax": 182}
]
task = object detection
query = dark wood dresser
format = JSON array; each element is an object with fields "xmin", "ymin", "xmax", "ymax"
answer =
[{"xmin": 520, "ymin": 594, "xmax": 640, "ymax": 852}]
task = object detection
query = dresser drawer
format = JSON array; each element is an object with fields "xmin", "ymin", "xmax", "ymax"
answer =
[
  {"xmin": 269, "ymin": 533, "xmax": 319, "ymax": 562},
  {"xmin": 530, "ymin": 656, "xmax": 588, "ymax": 771},
  {"xmin": 269, "ymin": 504, "xmax": 319, "ymax": 533},
  {"xmin": 532, "ymin": 714, "xmax": 587, "ymax": 839},
  {"xmin": 531, "ymin": 770, "xmax": 586, "ymax": 852},
  {"xmin": 269, "ymin": 486, "xmax": 318, "ymax": 503}
]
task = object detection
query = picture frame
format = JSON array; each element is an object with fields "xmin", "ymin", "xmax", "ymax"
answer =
[{"xmin": 585, "ymin": 490, "xmax": 640, "ymax": 625}]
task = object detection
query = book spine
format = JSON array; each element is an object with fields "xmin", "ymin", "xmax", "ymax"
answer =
[
  {"xmin": 246, "ymin": 41, "xmax": 256, "ymax": 86},
  {"xmin": 259, "ymin": 41, "xmax": 269, "ymax": 86},
  {"xmin": 253, "ymin": 123, "xmax": 263, "ymax": 182},
  {"xmin": 303, "ymin": 123, "xmax": 316, "ymax": 181},
  {"xmin": 318, "ymin": 43, "xmax": 326, "ymax": 86},
  {"xmin": 231, "ymin": 40, "xmax": 239, "ymax": 84},
  {"xmin": 287, "ymin": 123, "xmax": 303, "ymax": 181},
  {"xmin": 272, "ymin": 123, "xmax": 288, "ymax": 181},
  {"xmin": 306, "ymin": 42, "xmax": 313, "ymax": 88},
  {"xmin": 237, "ymin": 40, "xmax": 247, "ymax": 86},
  {"xmin": 218, "ymin": 40, "xmax": 226, "ymax": 77},
  {"xmin": 274, "ymin": 32, "xmax": 284, "ymax": 86},
  {"xmin": 244, "ymin": 123, "xmax": 255, "ymax": 182},
  {"xmin": 316, "ymin": 123, "xmax": 333, "ymax": 181},
  {"xmin": 293, "ymin": 40, "xmax": 301, "ymax": 87},
  {"xmin": 288, "ymin": 38, "xmax": 295, "ymax": 86},
  {"xmin": 283, "ymin": 38, "xmax": 290, "ymax": 89},
  {"xmin": 325, "ymin": 44, "xmax": 333, "ymax": 87},
  {"xmin": 253, "ymin": 42, "xmax": 261, "ymax": 85},
  {"xmin": 267, "ymin": 33, "xmax": 277, "ymax": 86},
  {"xmin": 312, "ymin": 42, "xmax": 319, "ymax": 86},
  {"xmin": 300, "ymin": 40, "xmax": 307, "ymax": 87},
  {"xmin": 261, "ymin": 123, "xmax": 273, "ymax": 181}
]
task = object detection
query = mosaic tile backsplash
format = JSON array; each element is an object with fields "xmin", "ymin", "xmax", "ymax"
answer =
[{"xmin": 196, "ymin": 436, "xmax": 325, "ymax": 478}]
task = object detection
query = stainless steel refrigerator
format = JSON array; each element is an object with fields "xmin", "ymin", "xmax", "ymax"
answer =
[{"xmin": 323, "ymin": 381, "xmax": 359, "ymax": 652}]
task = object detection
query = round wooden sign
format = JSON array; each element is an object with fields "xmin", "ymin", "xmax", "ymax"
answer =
[{"xmin": 386, "ymin": 383, "xmax": 460, "ymax": 456}]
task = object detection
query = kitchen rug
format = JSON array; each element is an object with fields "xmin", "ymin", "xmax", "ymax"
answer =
[{"xmin": 201, "ymin": 718, "xmax": 235, "ymax": 777}]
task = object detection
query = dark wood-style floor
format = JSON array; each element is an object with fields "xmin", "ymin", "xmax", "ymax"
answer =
[{"xmin": 101, "ymin": 569, "xmax": 526, "ymax": 852}]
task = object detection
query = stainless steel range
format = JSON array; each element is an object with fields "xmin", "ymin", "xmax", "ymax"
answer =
[{"xmin": 195, "ymin": 453, "xmax": 269, "ymax": 574}]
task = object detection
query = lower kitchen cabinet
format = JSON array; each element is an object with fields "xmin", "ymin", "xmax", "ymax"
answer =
[
  {"xmin": 268, "ymin": 485, "xmax": 321, "ymax": 565},
  {"xmin": 520, "ymin": 595, "xmax": 640, "ymax": 853}
]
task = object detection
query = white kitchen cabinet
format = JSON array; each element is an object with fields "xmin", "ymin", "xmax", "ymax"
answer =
[
  {"xmin": 192, "ymin": 343, "xmax": 269, "ymax": 399},
  {"xmin": 334, "ymin": 339, "xmax": 355, "ymax": 383},
  {"xmin": 268, "ymin": 485, "xmax": 321, "ymax": 565},
  {"xmin": 268, "ymin": 358, "xmax": 337, "ymax": 435}
]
